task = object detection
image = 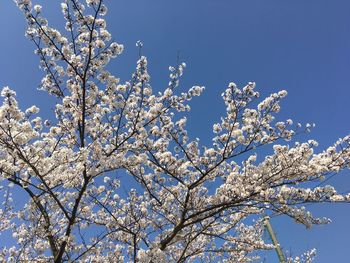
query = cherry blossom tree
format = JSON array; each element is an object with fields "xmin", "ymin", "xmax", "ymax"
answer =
[{"xmin": 0, "ymin": 0, "xmax": 349, "ymax": 262}]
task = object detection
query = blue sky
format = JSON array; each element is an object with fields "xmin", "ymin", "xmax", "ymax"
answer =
[{"xmin": 0, "ymin": 0, "xmax": 350, "ymax": 261}]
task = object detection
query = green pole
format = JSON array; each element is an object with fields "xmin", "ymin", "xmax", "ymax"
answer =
[{"xmin": 263, "ymin": 216, "xmax": 287, "ymax": 263}]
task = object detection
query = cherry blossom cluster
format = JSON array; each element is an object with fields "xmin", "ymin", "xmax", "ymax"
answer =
[{"xmin": 0, "ymin": 0, "xmax": 349, "ymax": 262}]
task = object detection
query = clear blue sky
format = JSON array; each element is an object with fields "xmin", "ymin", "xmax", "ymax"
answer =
[{"xmin": 0, "ymin": 0, "xmax": 349, "ymax": 261}]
